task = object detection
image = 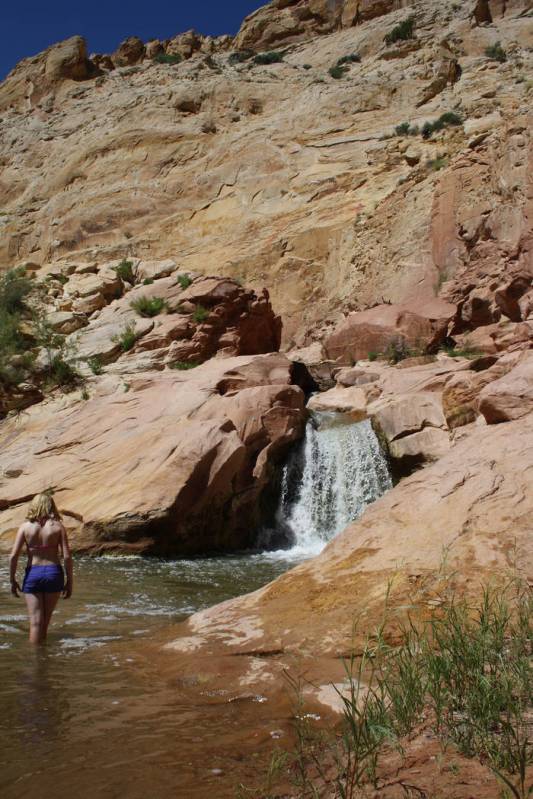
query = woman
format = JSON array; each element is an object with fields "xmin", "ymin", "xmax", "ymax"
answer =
[{"xmin": 9, "ymin": 492, "xmax": 73, "ymax": 644}]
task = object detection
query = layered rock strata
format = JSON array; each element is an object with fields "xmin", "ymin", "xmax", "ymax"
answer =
[
  {"xmin": 1, "ymin": 0, "xmax": 531, "ymax": 347},
  {"xmin": 0, "ymin": 352, "xmax": 306, "ymax": 555}
]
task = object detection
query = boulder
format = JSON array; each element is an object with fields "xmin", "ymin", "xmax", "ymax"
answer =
[
  {"xmin": 46, "ymin": 310, "xmax": 87, "ymax": 334},
  {"xmin": 44, "ymin": 36, "xmax": 91, "ymax": 82},
  {"xmin": 478, "ymin": 351, "xmax": 533, "ymax": 424},
  {"xmin": 0, "ymin": 354, "xmax": 305, "ymax": 555},
  {"xmin": 370, "ymin": 392, "xmax": 450, "ymax": 470},
  {"xmin": 325, "ymin": 300, "xmax": 456, "ymax": 365},
  {"xmin": 307, "ymin": 386, "xmax": 369, "ymax": 417},
  {"xmin": 113, "ymin": 37, "xmax": 146, "ymax": 67},
  {"xmin": 136, "ymin": 259, "xmax": 177, "ymax": 282}
]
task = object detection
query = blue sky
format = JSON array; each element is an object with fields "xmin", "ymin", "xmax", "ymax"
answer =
[{"xmin": 1, "ymin": 0, "xmax": 267, "ymax": 80}]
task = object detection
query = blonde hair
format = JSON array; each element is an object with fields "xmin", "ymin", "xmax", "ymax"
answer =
[{"xmin": 27, "ymin": 492, "xmax": 60, "ymax": 523}]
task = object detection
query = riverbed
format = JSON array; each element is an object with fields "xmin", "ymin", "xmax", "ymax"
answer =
[{"xmin": 0, "ymin": 553, "xmax": 303, "ymax": 799}]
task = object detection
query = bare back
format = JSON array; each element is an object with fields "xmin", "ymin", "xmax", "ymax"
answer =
[{"xmin": 22, "ymin": 519, "xmax": 64, "ymax": 566}]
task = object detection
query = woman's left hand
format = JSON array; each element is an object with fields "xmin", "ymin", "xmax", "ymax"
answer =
[{"xmin": 10, "ymin": 580, "xmax": 21, "ymax": 598}]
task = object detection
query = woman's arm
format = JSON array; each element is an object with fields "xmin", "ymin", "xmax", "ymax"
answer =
[
  {"xmin": 60, "ymin": 524, "xmax": 73, "ymax": 598},
  {"xmin": 9, "ymin": 526, "xmax": 25, "ymax": 597}
]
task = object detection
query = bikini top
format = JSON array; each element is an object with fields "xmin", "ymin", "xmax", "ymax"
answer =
[{"xmin": 25, "ymin": 537, "xmax": 57, "ymax": 553}]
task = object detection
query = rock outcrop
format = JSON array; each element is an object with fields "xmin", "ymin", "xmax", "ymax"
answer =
[
  {"xmin": 1, "ymin": 0, "xmax": 531, "ymax": 348},
  {"xmin": 0, "ymin": 353, "xmax": 306, "ymax": 555},
  {"xmin": 167, "ymin": 410, "xmax": 533, "ymax": 658}
]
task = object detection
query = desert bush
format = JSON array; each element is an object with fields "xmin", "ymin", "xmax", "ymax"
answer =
[
  {"xmin": 228, "ymin": 50, "xmax": 255, "ymax": 64},
  {"xmin": 329, "ymin": 64, "xmax": 347, "ymax": 80},
  {"xmin": 112, "ymin": 322, "xmax": 137, "ymax": 352},
  {"xmin": 153, "ymin": 53, "xmax": 182, "ymax": 65},
  {"xmin": 253, "ymin": 51, "xmax": 283, "ymax": 65},
  {"xmin": 143, "ymin": 277, "xmax": 154, "ymax": 285},
  {"xmin": 113, "ymin": 259, "xmax": 135, "ymax": 285},
  {"xmin": 87, "ymin": 356, "xmax": 104, "ymax": 375},
  {"xmin": 394, "ymin": 121, "xmax": 419, "ymax": 136},
  {"xmin": 421, "ymin": 111, "xmax": 463, "ymax": 138},
  {"xmin": 428, "ymin": 156, "xmax": 448, "ymax": 171},
  {"xmin": 0, "ymin": 266, "xmax": 33, "ymax": 315},
  {"xmin": 485, "ymin": 41, "xmax": 507, "ymax": 63},
  {"xmin": 193, "ymin": 304, "xmax": 209, "ymax": 323},
  {"xmin": 177, "ymin": 274, "xmax": 192, "ymax": 289},
  {"xmin": 130, "ymin": 296, "xmax": 168, "ymax": 317},
  {"xmin": 302, "ymin": 63, "xmax": 312, "ymax": 70},
  {"xmin": 170, "ymin": 360, "xmax": 200, "ymax": 370},
  {"xmin": 337, "ymin": 53, "xmax": 361, "ymax": 65},
  {"xmin": 384, "ymin": 16, "xmax": 415, "ymax": 45}
]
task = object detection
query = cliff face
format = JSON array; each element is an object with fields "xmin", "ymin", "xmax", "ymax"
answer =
[{"xmin": 1, "ymin": 0, "xmax": 531, "ymax": 346}]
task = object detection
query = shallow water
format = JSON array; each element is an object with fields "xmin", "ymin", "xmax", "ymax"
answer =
[{"xmin": 0, "ymin": 553, "xmax": 303, "ymax": 799}]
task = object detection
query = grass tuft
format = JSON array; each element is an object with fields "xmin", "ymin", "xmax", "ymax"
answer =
[
  {"xmin": 112, "ymin": 323, "xmax": 137, "ymax": 352},
  {"xmin": 192, "ymin": 304, "xmax": 209, "ymax": 323},
  {"xmin": 271, "ymin": 584, "xmax": 532, "ymax": 799},
  {"xmin": 485, "ymin": 42, "xmax": 507, "ymax": 63},
  {"xmin": 130, "ymin": 296, "xmax": 168, "ymax": 317},
  {"xmin": 113, "ymin": 259, "xmax": 135, "ymax": 285},
  {"xmin": 170, "ymin": 360, "xmax": 200, "ymax": 370},
  {"xmin": 384, "ymin": 16, "xmax": 415, "ymax": 46},
  {"xmin": 177, "ymin": 274, "xmax": 193, "ymax": 290}
]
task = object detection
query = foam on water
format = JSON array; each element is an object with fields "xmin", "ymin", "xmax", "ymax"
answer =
[{"xmin": 277, "ymin": 414, "xmax": 392, "ymax": 556}]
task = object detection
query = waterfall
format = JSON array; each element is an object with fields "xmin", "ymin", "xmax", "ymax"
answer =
[{"xmin": 275, "ymin": 413, "xmax": 392, "ymax": 557}]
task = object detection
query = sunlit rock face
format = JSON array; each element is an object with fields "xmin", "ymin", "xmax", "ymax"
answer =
[{"xmin": 0, "ymin": 0, "xmax": 531, "ymax": 349}]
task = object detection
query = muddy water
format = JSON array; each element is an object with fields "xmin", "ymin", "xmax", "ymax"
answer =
[{"xmin": 0, "ymin": 554, "xmax": 302, "ymax": 799}]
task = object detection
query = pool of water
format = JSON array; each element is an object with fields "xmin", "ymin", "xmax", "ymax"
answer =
[{"xmin": 0, "ymin": 552, "xmax": 304, "ymax": 799}]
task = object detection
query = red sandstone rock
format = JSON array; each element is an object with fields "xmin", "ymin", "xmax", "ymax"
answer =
[
  {"xmin": 324, "ymin": 300, "xmax": 456, "ymax": 364},
  {"xmin": 0, "ymin": 354, "xmax": 306, "ymax": 555},
  {"xmin": 478, "ymin": 351, "xmax": 533, "ymax": 423}
]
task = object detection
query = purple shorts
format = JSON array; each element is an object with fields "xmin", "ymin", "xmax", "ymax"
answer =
[{"xmin": 22, "ymin": 564, "xmax": 64, "ymax": 594}]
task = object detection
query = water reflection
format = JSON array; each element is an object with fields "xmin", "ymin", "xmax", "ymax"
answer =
[
  {"xmin": 0, "ymin": 554, "xmax": 300, "ymax": 799},
  {"xmin": 15, "ymin": 648, "xmax": 69, "ymax": 747}
]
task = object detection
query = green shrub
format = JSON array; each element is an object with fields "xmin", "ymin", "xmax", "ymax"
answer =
[
  {"xmin": 485, "ymin": 41, "xmax": 507, "ymax": 63},
  {"xmin": 395, "ymin": 122, "xmax": 411, "ymax": 136},
  {"xmin": 130, "ymin": 296, "xmax": 168, "ymax": 317},
  {"xmin": 192, "ymin": 304, "xmax": 209, "ymax": 323},
  {"xmin": 0, "ymin": 267, "xmax": 33, "ymax": 315},
  {"xmin": 384, "ymin": 16, "xmax": 415, "ymax": 45},
  {"xmin": 228, "ymin": 49, "xmax": 255, "ymax": 65},
  {"xmin": 441, "ymin": 342, "xmax": 483, "ymax": 360},
  {"xmin": 0, "ymin": 268, "xmax": 35, "ymax": 386},
  {"xmin": 280, "ymin": 584, "xmax": 532, "ymax": 799},
  {"xmin": 422, "ymin": 111, "xmax": 463, "ymax": 139},
  {"xmin": 329, "ymin": 64, "xmax": 347, "ymax": 80},
  {"xmin": 87, "ymin": 356, "xmax": 104, "ymax": 375},
  {"xmin": 428, "ymin": 156, "xmax": 448, "ymax": 171},
  {"xmin": 113, "ymin": 259, "xmax": 135, "ymax": 285},
  {"xmin": 170, "ymin": 360, "xmax": 200, "ymax": 370},
  {"xmin": 143, "ymin": 278, "xmax": 154, "ymax": 286},
  {"xmin": 112, "ymin": 323, "xmax": 137, "ymax": 352},
  {"xmin": 48, "ymin": 354, "xmax": 80, "ymax": 387},
  {"xmin": 368, "ymin": 351, "xmax": 378, "ymax": 362},
  {"xmin": 253, "ymin": 51, "xmax": 283, "ymax": 65},
  {"xmin": 177, "ymin": 274, "xmax": 192, "ymax": 289},
  {"xmin": 384, "ymin": 337, "xmax": 420, "ymax": 364},
  {"xmin": 337, "ymin": 53, "xmax": 361, "ymax": 65},
  {"xmin": 302, "ymin": 63, "xmax": 312, "ymax": 70},
  {"xmin": 153, "ymin": 53, "xmax": 182, "ymax": 65}
]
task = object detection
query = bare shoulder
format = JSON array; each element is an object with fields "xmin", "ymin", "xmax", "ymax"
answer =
[{"xmin": 18, "ymin": 520, "xmax": 35, "ymax": 535}]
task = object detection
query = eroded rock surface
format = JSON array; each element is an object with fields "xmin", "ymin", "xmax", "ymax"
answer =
[
  {"xmin": 1, "ymin": 0, "xmax": 531, "ymax": 347},
  {"xmin": 168, "ymin": 411, "xmax": 533, "ymax": 658},
  {"xmin": 0, "ymin": 353, "xmax": 306, "ymax": 555}
]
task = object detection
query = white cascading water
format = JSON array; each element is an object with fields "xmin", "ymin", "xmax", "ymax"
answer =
[{"xmin": 277, "ymin": 412, "xmax": 392, "ymax": 557}]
